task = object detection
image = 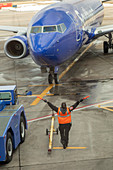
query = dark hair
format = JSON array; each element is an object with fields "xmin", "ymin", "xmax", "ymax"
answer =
[{"xmin": 61, "ymin": 102, "xmax": 67, "ymax": 109}]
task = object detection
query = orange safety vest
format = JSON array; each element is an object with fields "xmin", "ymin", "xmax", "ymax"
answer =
[{"xmin": 57, "ymin": 107, "xmax": 71, "ymax": 124}]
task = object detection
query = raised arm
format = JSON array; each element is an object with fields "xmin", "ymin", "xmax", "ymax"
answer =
[
  {"xmin": 44, "ymin": 100, "xmax": 58, "ymax": 112},
  {"xmin": 69, "ymin": 96, "xmax": 89, "ymax": 112},
  {"xmin": 69, "ymin": 101, "xmax": 80, "ymax": 112}
]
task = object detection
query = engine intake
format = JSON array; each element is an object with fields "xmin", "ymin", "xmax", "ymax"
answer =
[{"xmin": 4, "ymin": 35, "xmax": 29, "ymax": 59}]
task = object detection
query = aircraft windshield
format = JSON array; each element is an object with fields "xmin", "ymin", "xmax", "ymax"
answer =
[
  {"xmin": 31, "ymin": 26, "xmax": 42, "ymax": 33},
  {"xmin": 43, "ymin": 26, "xmax": 57, "ymax": 32},
  {"xmin": 31, "ymin": 23, "xmax": 66, "ymax": 34}
]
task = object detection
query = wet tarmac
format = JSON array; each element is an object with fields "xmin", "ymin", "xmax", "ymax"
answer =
[{"xmin": 1, "ymin": 1, "xmax": 113, "ymax": 170}]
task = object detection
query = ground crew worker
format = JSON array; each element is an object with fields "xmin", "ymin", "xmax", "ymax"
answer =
[{"xmin": 44, "ymin": 99, "xmax": 84, "ymax": 149}]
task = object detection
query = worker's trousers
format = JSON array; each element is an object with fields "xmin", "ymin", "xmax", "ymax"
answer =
[{"xmin": 59, "ymin": 123, "xmax": 72, "ymax": 146}]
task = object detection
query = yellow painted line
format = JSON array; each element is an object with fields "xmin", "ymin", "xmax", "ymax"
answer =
[
  {"xmin": 18, "ymin": 94, "xmax": 39, "ymax": 97},
  {"xmin": 53, "ymin": 147, "xmax": 87, "ymax": 150},
  {"xmin": 28, "ymin": 84, "xmax": 62, "ymax": 87},
  {"xmin": 48, "ymin": 116, "xmax": 55, "ymax": 151},
  {"xmin": 30, "ymin": 42, "xmax": 94, "ymax": 105},
  {"xmin": 28, "ymin": 84, "xmax": 50, "ymax": 87},
  {"xmin": 97, "ymin": 100, "xmax": 113, "ymax": 107},
  {"xmin": 99, "ymin": 106, "xmax": 113, "ymax": 112},
  {"xmin": 105, "ymin": 106, "xmax": 113, "ymax": 108},
  {"xmin": 31, "ymin": 84, "xmax": 54, "ymax": 105},
  {"xmin": 18, "ymin": 93, "xmax": 54, "ymax": 97},
  {"xmin": 103, "ymin": 106, "xmax": 113, "ymax": 108},
  {"xmin": 59, "ymin": 42, "xmax": 94, "ymax": 80}
]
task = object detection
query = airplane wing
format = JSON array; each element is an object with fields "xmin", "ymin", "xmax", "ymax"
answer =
[
  {"xmin": 0, "ymin": 26, "xmax": 27, "ymax": 35},
  {"xmin": 93, "ymin": 24, "xmax": 113, "ymax": 39}
]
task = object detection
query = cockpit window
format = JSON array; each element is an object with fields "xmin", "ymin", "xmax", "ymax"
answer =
[
  {"xmin": 31, "ymin": 26, "xmax": 42, "ymax": 33},
  {"xmin": 57, "ymin": 25, "xmax": 62, "ymax": 33},
  {"xmin": 60, "ymin": 23, "xmax": 66, "ymax": 33},
  {"xmin": 31, "ymin": 23, "xmax": 67, "ymax": 34},
  {"xmin": 43, "ymin": 26, "xmax": 56, "ymax": 33}
]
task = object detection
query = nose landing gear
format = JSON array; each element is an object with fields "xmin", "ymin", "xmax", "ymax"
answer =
[
  {"xmin": 48, "ymin": 73, "xmax": 53, "ymax": 84},
  {"xmin": 54, "ymin": 73, "xmax": 59, "ymax": 84},
  {"xmin": 48, "ymin": 66, "xmax": 59, "ymax": 84}
]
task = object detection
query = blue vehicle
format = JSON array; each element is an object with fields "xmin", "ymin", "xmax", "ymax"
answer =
[
  {"xmin": 0, "ymin": 0, "xmax": 113, "ymax": 84},
  {"xmin": 0, "ymin": 85, "xmax": 27, "ymax": 163}
]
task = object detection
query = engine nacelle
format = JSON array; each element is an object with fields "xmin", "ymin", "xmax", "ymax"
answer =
[{"xmin": 4, "ymin": 35, "xmax": 29, "ymax": 59}]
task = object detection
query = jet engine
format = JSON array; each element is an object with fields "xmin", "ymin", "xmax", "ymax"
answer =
[{"xmin": 4, "ymin": 35, "xmax": 29, "ymax": 59}]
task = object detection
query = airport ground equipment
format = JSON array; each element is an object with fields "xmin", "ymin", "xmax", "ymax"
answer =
[
  {"xmin": 46, "ymin": 112, "xmax": 58, "ymax": 153},
  {"xmin": 0, "ymin": 85, "xmax": 27, "ymax": 163}
]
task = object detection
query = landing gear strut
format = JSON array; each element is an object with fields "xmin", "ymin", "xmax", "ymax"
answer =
[
  {"xmin": 103, "ymin": 33, "xmax": 113, "ymax": 54},
  {"xmin": 48, "ymin": 66, "xmax": 59, "ymax": 84},
  {"xmin": 54, "ymin": 73, "xmax": 59, "ymax": 84},
  {"xmin": 48, "ymin": 73, "xmax": 53, "ymax": 84}
]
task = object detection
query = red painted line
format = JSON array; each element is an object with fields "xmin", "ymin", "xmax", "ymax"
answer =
[
  {"xmin": 27, "ymin": 114, "xmax": 53, "ymax": 123},
  {"xmin": 27, "ymin": 99, "xmax": 113, "ymax": 123}
]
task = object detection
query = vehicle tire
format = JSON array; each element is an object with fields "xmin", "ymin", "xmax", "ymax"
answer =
[
  {"xmin": 104, "ymin": 41, "xmax": 108, "ymax": 53},
  {"xmin": 20, "ymin": 116, "xmax": 25, "ymax": 143},
  {"xmin": 48, "ymin": 74, "xmax": 53, "ymax": 84},
  {"xmin": 46, "ymin": 128, "xmax": 48, "ymax": 135},
  {"xmin": 6, "ymin": 132, "xmax": 13, "ymax": 163}
]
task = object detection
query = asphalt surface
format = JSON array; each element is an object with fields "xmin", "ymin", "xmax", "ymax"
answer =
[{"xmin": 1, "ymin": 1, "xmax": 113, "ymax": 170}]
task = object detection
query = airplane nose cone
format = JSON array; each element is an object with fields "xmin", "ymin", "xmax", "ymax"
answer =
[
  {"xmin": 29, "ymin": 33, "xmax": 58, "ymax": 65},
  {"xmin": 30, "ymin": 33, "xmax": 56, "ymax": 52}
]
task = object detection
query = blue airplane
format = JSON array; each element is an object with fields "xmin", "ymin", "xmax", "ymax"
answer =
[{"xmin": 0, "ymin": 0, "xmax": 113, "ymax": 84}]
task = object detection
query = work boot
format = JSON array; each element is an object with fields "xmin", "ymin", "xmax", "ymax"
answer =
[
  {"xmin": 63, "ymin": 144, "xmax": 66, "ymax": 149},
  {"xmin": 66, "ymin": 143, "xmax": 68, "ymax": 147}
]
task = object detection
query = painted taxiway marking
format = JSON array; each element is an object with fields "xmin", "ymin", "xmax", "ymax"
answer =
[
  {"xmin": 18, "ymin": 93, "xmax": 54, "ymax": 97},
  {"xmin": 98, "ymin": 106, "xmax": 113, "ymax": 112},
  {"xmin": 27, "ymin": 114, "xmax": 52, "ymax": 123},
  {"xmin": 73, "ymin": 99, "xmax": 113, "ymax": 112},
  {"xmin": 31, "ymin": 84, "xmax": 54, "ymax": 105},
  {"xmin": 29, "ymin": 84, "xmax": 50, "ymax": 87},
  {"xmin": 97, "ymin": 100, "xmax": 113, "ymax": 112},
  {"xmin": 53, "ymin": 147, "xmax": 87, "ymax": 150},
  {"xmin": 28, "ymin": 99, "xmax": 113, "ymax": 123},
  {"xmin": 98, "ymin": 100, "xmax": 113, "ymax": 106},
  {"xmin": 28, "ymin": 84, "xmax": 62, "ymax": 87},
  {"xmin": 59, "ymin": 42, "xmax": 94, "ymax": 80},
  {"xmin": 30, "ymin": 42, "xmax": 95, "ymax": 105}
]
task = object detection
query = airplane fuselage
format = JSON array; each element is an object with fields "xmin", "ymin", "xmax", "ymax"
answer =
[{"xmin": 27, "ymin": 0, "xmax": 104, "ymax": 67}]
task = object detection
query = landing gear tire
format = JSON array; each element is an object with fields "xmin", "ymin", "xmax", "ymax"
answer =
[
  {"xmin": 20, "ymin": 116, "xmax": 26, "ymax": 143},
  {"xmin": 6, "ymin": 132, "xmax": 13, "ymax": 163},
  {"xmin": 48, "ymin": 73, "xmax": 53, "ymax": 84},
  {"xmin": 103, "ymin": 41, "xmax": 108, "ymax": 53}
]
